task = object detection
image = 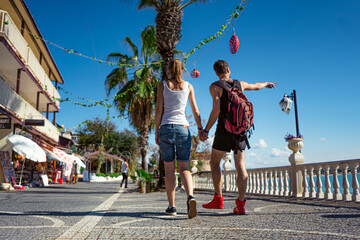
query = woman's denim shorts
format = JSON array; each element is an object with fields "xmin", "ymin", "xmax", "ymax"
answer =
[{"xmin": 159, "ymin": 124, "xmax": 191, "ymax": 162}]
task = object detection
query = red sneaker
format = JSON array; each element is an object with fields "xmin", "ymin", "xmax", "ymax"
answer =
[
  {"xmin": 233, "ymin": 198, "xmax": 246, "ymax": 215},
  {"xmin": 202, "ymin": 193, "xmax": 224, "ymax": 209}
]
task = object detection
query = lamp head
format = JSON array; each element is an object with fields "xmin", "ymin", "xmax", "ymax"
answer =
[{"xmin": 279, "ymin": 94, "xmax": 293, "ymax": 114}]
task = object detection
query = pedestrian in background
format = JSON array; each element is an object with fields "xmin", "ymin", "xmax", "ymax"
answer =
[{"xmin": 120, "ymin": 159, "xmax": 129, "ymax": 188}]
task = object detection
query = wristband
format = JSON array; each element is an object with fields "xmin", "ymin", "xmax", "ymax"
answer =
[
  {"xmin": 198, "ymin": 127, "xmax": 203, "ymax": 131},
  {"xmin": 204, "ymin": 129, "xmax": 209, "ymax": 134}
]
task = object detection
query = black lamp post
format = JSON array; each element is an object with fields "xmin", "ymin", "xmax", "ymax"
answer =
[{"xmin": 279, "ymin": 90, "xmax": 300, "ymax": 137}]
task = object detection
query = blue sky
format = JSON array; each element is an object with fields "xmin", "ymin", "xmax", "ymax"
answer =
[{"xmin": 25, "ymin": 0, "xmax": 360, "ymax": 168}]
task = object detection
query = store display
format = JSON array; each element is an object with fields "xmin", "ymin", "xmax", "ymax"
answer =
[{"xmin": 0, "ymin": 151, "xmax": 15, "ymax": 184}]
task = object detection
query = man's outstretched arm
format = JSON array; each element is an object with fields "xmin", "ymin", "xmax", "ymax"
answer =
[{"xmin": 241, "ymin": 81, "xmax": 278, "ymax": 91}]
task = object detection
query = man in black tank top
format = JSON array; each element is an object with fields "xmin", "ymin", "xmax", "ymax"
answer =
[{"xmin": 200, "ymin": 60, "xmax": 277, "ymax": 214}]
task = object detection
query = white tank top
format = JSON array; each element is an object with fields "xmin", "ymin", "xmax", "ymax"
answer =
[{"xmin": 160, "ymin": 81, "xmax": 190, "ymax": 126}]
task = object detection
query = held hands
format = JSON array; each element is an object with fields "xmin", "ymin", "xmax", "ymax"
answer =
[
  {"xmin": 198, "ymin": 128, "xmax": 209, "ymax": 142},
  {"xmin": 266, "ymin": 82, "xmax": 278, "ymax": 89}
]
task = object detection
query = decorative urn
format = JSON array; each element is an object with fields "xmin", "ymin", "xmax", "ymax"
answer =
[{"xmin": 286, "ymin": 138, "xmax": 304, "ymax": 154}]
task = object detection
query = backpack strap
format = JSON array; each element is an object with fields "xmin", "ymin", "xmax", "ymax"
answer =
[
  {"xmin": 213, "ymin": 79, "xmax": 243, "ymax": 92},
  {"xmin": 233, "ymin": 79, "xmax": 243, "ymax": 92},
  {"xmin": 212, "ymin": 80, "xmax": 230, "ymax": 91}
]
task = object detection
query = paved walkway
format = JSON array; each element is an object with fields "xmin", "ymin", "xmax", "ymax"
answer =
[{"xmin": 0, "ymin": 181, "xmax": 359, "ymax": 239}]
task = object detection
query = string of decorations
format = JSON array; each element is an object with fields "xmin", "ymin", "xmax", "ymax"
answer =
[
  {"xmin": 188, "ymin": 0, "xmax": 250, "ymax": 78},
  {"xmin": 14, "ymin": 0, "xmax": 248, "ymax": 70},
  {"xmin": 183, "ymin": 0, "xmax": 247, "ymax": 66}
]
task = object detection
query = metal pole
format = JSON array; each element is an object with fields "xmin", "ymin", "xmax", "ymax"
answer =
[{"xmin": 293, "ymin": 90, "xmax": 300, "ymax": 137}]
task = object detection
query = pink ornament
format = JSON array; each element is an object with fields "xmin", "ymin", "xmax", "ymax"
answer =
[
  {"xmin": 191, "ymin": 69, "xmax": 200, "ymax": 78},
  {"xmin": 229, "ymin": 35, "xmax": 240, "ymax": 54}
]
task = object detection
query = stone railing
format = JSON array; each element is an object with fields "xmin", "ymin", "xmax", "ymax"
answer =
[{"xmin": 192, "ymin": 139, "xmax": 360, "ymax": 203}]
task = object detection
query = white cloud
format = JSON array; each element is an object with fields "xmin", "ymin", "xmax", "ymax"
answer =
[
  {"xmin": 247, "ymin": 152, "xmax": 257, "ymax": 157},
  {"xmin": 271, "ymin": 148, "xmax": 291, "ymax": 157},
  {"xmin": 252, "ymin": 139, "xmax": 268, "ymax": 149},
  {"xmin": 320, "ymin": 137, "xmax": 326, "ymax": 141}
]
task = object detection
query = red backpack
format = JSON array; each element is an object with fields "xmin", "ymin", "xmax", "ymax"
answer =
[{"xmin": 214, "ymin": 80, "xmax": 254, "ymax": 139}]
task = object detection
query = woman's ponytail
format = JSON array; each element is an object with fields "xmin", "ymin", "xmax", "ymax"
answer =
[{"xmin": 168, "ymin": 59, "xmax": 182, "ymax": 85}]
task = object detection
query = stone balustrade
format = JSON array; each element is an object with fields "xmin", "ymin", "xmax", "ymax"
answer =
[{"xmin": 192, "ymin": 158, "xmax": 360, "ymax": 203}]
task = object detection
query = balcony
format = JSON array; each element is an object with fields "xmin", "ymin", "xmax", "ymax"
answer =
[
  {"xmin": 0, "ymin": 77, "xmax": 59, "ymax": 142},
  {"xmin": 0, "ymin": 10, "xmax": 60, "ymax": 109}
]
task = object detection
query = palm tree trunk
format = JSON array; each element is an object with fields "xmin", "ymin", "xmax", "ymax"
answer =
[{"xmin": 139, "ymin": 127, "xmax": 149, "ymax": 172}]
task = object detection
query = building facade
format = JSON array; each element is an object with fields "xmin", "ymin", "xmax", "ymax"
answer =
[{"xmin": 0, "ymin": 0, "xmax": 64, "ymax": 183}]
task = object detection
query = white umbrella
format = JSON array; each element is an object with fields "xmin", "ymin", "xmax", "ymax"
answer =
[
  {"xmin": 7, "ymin": 134, "xmax": 46, "ymax": 163},
  {"xmin": 6, "ymin": 134, "xmax": 46, "ymax": 187}
]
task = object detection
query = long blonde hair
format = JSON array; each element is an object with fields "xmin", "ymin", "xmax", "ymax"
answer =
[{"xmin": 168, "ymin": 59, "xmax": 182, "ymax": 85}]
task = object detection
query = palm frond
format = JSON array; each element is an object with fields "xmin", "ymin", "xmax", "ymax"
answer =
[
  {"xmin": 105, "ymin": 67, "xmax": 128, "ymax": 96},
  {"xmin": 124, "ymin": 37, "xmax": 139, "ymax": 59},
  {"xmin": 180, "ymin": 0, "xmax": 210, "ymax": 10},
  {"xmin": 138, "ymin": 0, "xmax": 160, "ymax": 11}
]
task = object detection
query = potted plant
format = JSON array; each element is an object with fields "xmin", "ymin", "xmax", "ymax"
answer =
[
  {"xmin": 285, "ymin": 133, "xmax": 304, "ymax": 153},
  {"xmin": 130, "ymin": 168, "xmax": 153, "ymax": 193}
]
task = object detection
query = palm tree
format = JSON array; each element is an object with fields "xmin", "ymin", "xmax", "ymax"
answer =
[
  {"xmin": 137, "ymin": 0, "xmax": 210, "ymax": 188},
  {"xmin": 105, "ymin": 25, "xmax": 162, "ymax": 172},
  {"xmin": 138, "ymin": 0, "xmax": 209, "ymax": 77}
]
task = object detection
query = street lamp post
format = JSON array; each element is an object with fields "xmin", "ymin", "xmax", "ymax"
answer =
[{"xmin": 279, "ymin": 89, "xmax": 300, "ymax": 137}]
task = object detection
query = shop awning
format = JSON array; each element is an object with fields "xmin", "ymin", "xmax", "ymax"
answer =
[
  {"xmin": 6, "ymin": 134, "xmax": 46, "ymax": 163},
  {"xmin": 43, "ymin": 149, "xmax": 67, "ymax": 164},
  {"xmin": 68, "ymin": 154, "xmax": 85, "ymax": 168},
  {"xmin": 52, "ymin": 148, "xmax": 73, "ymax": 165}
]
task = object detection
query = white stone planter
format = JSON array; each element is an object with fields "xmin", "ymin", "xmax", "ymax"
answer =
[{"xmin": 287, "ymin": 138, "xmax": 304, "ymax": 154}]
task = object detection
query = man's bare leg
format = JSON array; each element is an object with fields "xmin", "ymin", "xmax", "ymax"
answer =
[
  {"xmin": 233, "ymin": 150, "xmax": 248, "ymax": 201},
  {"xmin": 210, "ymin": 148, "xmax": 225, "ymax": 196}
]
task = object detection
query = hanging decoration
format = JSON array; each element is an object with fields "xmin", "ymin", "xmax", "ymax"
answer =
[
  {"xmin": 229, "ymin": 28, "xmax": 240, "ymax": 54},
  {"xmin": 183, "ymin": 0, "xmax": 249, "ymax": 66},
  {"xmin": 191, "ymin": 69, "xmax": 200, "ymax": 78}
]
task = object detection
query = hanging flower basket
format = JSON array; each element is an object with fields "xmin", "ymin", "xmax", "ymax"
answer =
[
  {"xmin": 191, "ymin": 69, "xmax": 200, "ymax": 78},
  {"xmin": 229, "ymin": 35, "xmax": 240, "ymax": 54}
]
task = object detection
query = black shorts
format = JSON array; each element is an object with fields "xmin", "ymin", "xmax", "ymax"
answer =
[{"xmin": 212, "ymin": 123, "xmax": 247, "ymax": 153}]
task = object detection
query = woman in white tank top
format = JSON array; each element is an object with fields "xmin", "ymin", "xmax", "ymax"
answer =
[{"xmin": 155, "ymin": 59, "xmax": 203, "ymax": 219}]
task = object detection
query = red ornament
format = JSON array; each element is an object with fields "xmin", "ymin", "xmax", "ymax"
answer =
[
  {"xmin": 229, "ymin": 35, "xmax": 240, "ymax": 54},
  {"xmin": 191, "ymin": 69, "xmax": 200, "ymax": 78}
]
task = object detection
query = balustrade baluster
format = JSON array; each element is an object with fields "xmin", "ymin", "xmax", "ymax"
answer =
[
  {"xmin": 341, "ymin": 164, "xmax": 351, "ymax": 201},
  {"xmin": 324, "ymin": 165, "xmax": 333, "ymax": 200},
  {"xmin": 264, "ymin": 171, "xmax": 269, "ymax": 195},
  {"xmin": 256, "ymin": 172, "xmax": 260, "ymax": 194},
  {"xmin": 351, "ymin": 163, "xmax": 360, "ymax": 202},
  {"xmin": 279, "ymin": 170, "xmax": 284, "ymax": 196},
  {"xmin": 309, "ymin": 167, "xmax": 316, "ymax": 198},
  {"xmin": 302, "ymin": 168, "xmax": 309, "ymax": 198},
  {"xmin": 273, "ymin": 170, "xmax": 279, "ymax": 195},
  {"xmin": 332, "ymin": 165, "xmax": 342, "ymax": 200},
  {"xmin": 252, "ymin": 172, "xmax": 256, "ymax": 194},
  {"xmin": 316, "ymin": 166, "xmax": 324, "ymax": 199},
  {"xmin": 284, "ymin": 170, "xmax": 289, "ymax": 196},
  {"xmin": 247, "ymin": 172, "xmax": 252, "ymax": 193},
  {"xmin": 260, "ymin": 171, "xmax": 265, "ymax": 194},
  {"xmin": 269, "ymin": 171, "xmax": 273, "ymax": 195},
  {"xmin": 233, "ymin": 172, "xmax": 237, "ymax": 192}
]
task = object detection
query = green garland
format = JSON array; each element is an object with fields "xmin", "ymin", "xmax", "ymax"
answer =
[{"xmin": 23, "ymin": 0, "xmax": 248, "ymax": 68}]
